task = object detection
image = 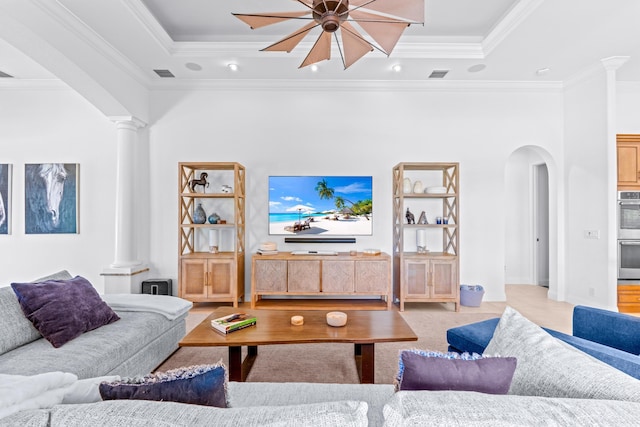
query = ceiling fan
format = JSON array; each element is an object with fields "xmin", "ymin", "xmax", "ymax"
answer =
[{"xmin": 232, "ymin": 0, "xmax": 425, "ymax": 70}]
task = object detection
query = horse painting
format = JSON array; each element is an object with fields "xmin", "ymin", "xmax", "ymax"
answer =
[
  {"xmin": 0, "ymin": 164, "xmax": 8, "ymax": 235},
  {"xmin": 25, "ymin": 163, "xmax": 77, "ymax": 234}
]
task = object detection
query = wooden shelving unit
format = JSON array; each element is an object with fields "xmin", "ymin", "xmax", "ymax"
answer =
[
  {"xmin": 392, "ymin": 162, "xmax": 460, "ymax": 311},
  {"xmin": 178, "ymin": 162, "xmax": 245, "ymax": 307}
]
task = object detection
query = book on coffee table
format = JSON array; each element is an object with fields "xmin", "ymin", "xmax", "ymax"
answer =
[{"xmin": 211, "ymin": 312, "xmax": 257, "ymax": 334}]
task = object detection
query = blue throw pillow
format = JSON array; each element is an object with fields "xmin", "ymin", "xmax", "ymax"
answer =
[
  {"xmin": 11, "ymin": 276, "xmax": 120, "ymax": 348},
  {"xmin": 396, "ymin": 349, "xmax": 517, "ymax": 394},
  {"xmin": 99, "ymin": 364, "xmax": 228, "ymax": 408}
]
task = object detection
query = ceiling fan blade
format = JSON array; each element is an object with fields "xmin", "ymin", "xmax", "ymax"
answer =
[
  {"xmin": 293, "ymin": 0, "xmax": 313, "ymax": 8},
  {"xmin": 299, "ymin": 31, "xmax": 332, "ymax": 68},
  {"xmin": 339, "ymin": 21, "xmax": 374, "ymax": 69},
  {"xmin": 262, "ymin": 22, "xmax": 318, "ymax": 52},
  {"xmin": 232, "ymin": 11, "xmax": 311, "ymax": 29},
  {"xmin": 349, "ymin": 0, "xmax": 425, "ymax": 23},
  {"xmin": 350, "ymin": 10, "xmax": 409, "ymax": 54}
]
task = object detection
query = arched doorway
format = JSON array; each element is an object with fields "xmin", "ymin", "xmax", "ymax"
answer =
[{"xmin": 504, "ymin": 146, "xmax": 563, "ymax": 301}]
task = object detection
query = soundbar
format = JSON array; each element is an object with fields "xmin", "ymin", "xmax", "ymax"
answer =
[
  {"xmin": 284, "ymin": 237, "xmax": 356, "ymax": 244},
  {"xmin": 291, "ymin": 250, "xmax": 338, "ymax": 256}
]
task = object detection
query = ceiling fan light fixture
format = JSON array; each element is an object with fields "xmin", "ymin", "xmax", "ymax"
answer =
[
  {"xmin": 312, "ymin": 0, "xmax": 349, "ymax": 33},
  {"xmin": 232, "ymin": 0, "xmax": 424, "ymax": 70}
]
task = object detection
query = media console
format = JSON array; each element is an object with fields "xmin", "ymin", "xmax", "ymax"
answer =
[{"xmin": 251, "ymin": 251, "xmax": 392, "ymax": 310}]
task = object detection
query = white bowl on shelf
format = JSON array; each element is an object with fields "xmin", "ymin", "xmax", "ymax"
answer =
[
  {"xmin": 425, "ymin": 186, "xmax": 447, "ymax": 194},
  {"xmin": 326, "ymin": 311, "xmax": 347, "ymax": 327}
]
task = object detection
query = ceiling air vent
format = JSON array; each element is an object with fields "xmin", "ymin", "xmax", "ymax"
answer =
[
  {"xmin": 153, "ymin": 69, "xmax": 175, "ymax": 78},
  {"xmin": 0, "ymin": 70, "xmax": 14, "ymax": 78},
  {"xmin": 428, "ymin": 70, "xmax": 449, "ymax": 79}
]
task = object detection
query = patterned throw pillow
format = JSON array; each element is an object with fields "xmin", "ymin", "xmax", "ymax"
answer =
[
  {"xmin": 11, "ymin": 276, "xmax": 120, "ymax": 348},
  {"xmin": 99, "ymin": 364, "xmax": 228, "ymax": 408},
  {"xmin": 396, "ymin": 349, "xmax": 517, "ymax": 394}
]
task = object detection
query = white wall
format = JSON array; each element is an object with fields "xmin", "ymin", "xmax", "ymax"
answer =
[
  {"xmin": 563, "ymin": 71, "xmax": 613, "ymax": 308},
  {"xmin": 618, "ymin": 82, "xmax": 640, "ymax": 133},
  {"xmin": 0, "ymin": 86, "xmax": 117, "ymax": 291},
  {"xmin": 147, "ymin": 85, "xmax": 564, "ymax": 301},
  {"xmin": 18, "ymin": 81, "xmax": 635, "ymax": 306}
]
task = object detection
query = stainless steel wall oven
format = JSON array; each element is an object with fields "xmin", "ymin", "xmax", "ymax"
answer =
[{"xmin": 618, "ymin": 191, "xmax": 640, "ymax": 278}]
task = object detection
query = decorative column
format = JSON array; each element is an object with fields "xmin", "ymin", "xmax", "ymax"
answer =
[
  {"xmin": 102, "ymin": 116, "xmax": 149, "ymax": 293},
  {"xmin": 602, "ymin": 56, "xmax": 629, "ymax": 310}
]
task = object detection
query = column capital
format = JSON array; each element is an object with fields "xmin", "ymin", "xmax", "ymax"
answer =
[
  {"xmin": 601, "ymin": 56, "xmax": 630, "ymax": 72},
  {"xmin": 108, "ymin": 115, "xmax": 147, "ymax": 130}
]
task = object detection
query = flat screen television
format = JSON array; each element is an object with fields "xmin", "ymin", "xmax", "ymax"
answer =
[{"xmin": 269, "ymin": 176, "xmax": 373, "ymax": 236}]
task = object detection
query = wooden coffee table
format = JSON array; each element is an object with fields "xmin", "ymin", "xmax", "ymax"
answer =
[{"xmin": 179, "ymin": 307, "xmax": 417, "ymax": 384}]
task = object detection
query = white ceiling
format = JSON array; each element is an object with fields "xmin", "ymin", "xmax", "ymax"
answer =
[{"xmin": 1, "ymin": 0, "xmax": 640, "ymax": 84}]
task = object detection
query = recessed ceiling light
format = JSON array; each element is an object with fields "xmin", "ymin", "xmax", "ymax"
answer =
[
  {"xmin": 227, "ymin": 63, "xmax": 239, "ymax": 71},
  {"xmin": 536, "ymin": 67, "xmax": 551, "ymax": 76},
  {"xmin": 310, "ymin": 64, "xmax": 319, "ymax": 72},
  {"xmin": 392, "ymin": 64, "xmax": 402, "ymax": 72},
  {"xmin": 185, "ymin": 62, "xmax": 202, "ymax": 71},
  {"xmin": 467, "ymin": 64, "xmax": 486, "ymax": 73}
]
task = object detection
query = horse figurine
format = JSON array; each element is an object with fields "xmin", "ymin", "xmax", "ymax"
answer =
[
  {"xmin": 406, "ymin": 207, "xmax": 415, "ymax": 224},
  {"xmin": 189, "ymin": 172, "xmax": 209, "ymax": 193}
]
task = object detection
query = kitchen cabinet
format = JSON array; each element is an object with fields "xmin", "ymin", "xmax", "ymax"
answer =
[{"xmin": 618, "ymin": 135, "xmax": 640, "ymax": 190}]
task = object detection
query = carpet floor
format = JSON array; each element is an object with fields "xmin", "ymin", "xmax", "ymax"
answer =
[{"xmin": 156, "ymin": 308, "xmax": 499, "ymax": 384}]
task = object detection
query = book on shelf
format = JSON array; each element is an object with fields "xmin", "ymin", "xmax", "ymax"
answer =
[
  {"xmin": 211, "ymin": 312, "xmax": 257, "ymax": 334},
  {"xmin": 257, "ymin": 249, "xmax": 278, "ymax": 255}
]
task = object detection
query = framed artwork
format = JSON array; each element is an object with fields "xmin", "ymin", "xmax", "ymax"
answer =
[
  {"xmin": 25, "ymin": 163, "xmax": 78, "ymax": 234},
  {"xmin": 0, "ymin": 164, "xmax": 10, "ymax": 235}
]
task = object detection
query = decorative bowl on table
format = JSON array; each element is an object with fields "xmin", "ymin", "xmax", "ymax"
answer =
[{"xmin": 326, "ymin": 311, "xmax": 347, "ymax": 327}]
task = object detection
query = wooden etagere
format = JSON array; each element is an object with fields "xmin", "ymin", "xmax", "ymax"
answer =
[
  {"xmin": 392, "ymin": 162, "xmax": 460, "ymax": 311},
  {"xmin": 178, "ymin": 162, "xmax": 245, "ymax": 307}
]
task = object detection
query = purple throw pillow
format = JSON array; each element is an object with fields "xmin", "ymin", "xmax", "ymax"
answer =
[
  {"xmin": 397, "ymin": 350, "xmax": 517, "ymax": 394},
  {"xmin": 11, "ymin": 276, "xmax": 120, "ymax": 348},
  {"xmin": 99, "ymin": 364, "xmax": 228, "ymax": 408}
]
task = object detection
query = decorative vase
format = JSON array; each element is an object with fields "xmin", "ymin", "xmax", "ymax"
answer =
[
  {"xmin": 416, "ymin": 229, "xmax": 427, "ymax": 254},
  {"xmin": 208, "ymin": 212, "xmax": 220, "ymax": 224},
  {"xmin": 403, "ymin": 178, "xmax": 412, "ymax": 194},
  {"xmin": 413, "ymin": 180, "xmax": 424, "ymax": 193},
  {"xmin": 193, "ymin": 203, "xmax": 206, "ymax": 224}
]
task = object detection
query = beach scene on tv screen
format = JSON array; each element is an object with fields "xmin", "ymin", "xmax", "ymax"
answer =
[{"xmin": 269, "ymin": 176, "xmax": 373, "ymax": 236}]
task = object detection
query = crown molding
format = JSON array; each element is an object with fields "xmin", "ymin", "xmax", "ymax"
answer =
[
  {"xmin": 147, "ymin": 78, "xmax": 563, "ymax": 93},
  {"xmin": 0, "ymin": 79, "xmax": 69, "ymax": 90},
  {"xmin": 483, "ymin": 0, "xmax": 544, "ymax": 56},
  {"xmin": 33, "ymin": 0, "xmax": 151, "ymax": 86},
  {"xmin": 123, "ymin": 0, "xmax": 174, "ymax": 56},
  {"xmin": 123, "ymin": 0, "xmax": 486, "ymax": 61}
]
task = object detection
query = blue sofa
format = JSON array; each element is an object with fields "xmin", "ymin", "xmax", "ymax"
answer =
[{"xmin": 447, "ymin": 305, "xmax": 640, "ymax": 379}]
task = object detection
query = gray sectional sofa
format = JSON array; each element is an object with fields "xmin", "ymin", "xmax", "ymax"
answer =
[
  {"xmin": 0, "ymin": 271, "xmax": 189, "ymax": 379},
  {"xmin": 3, "ymin": 275, "xmax": 640, "ymax": 426}
]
